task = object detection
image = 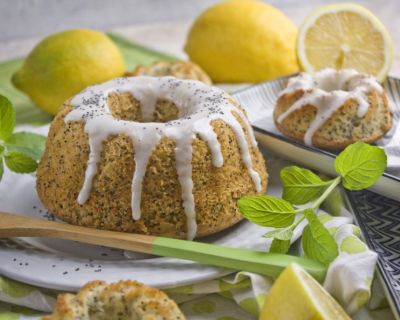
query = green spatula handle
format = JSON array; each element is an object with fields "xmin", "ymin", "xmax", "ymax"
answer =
[
  {"xmin": 153, "ymin": 237, "xmax": 326, "ymax": 282},
  {"xmin": 0, "ymin": 211, "xmax": 326, "ymax": 282}
]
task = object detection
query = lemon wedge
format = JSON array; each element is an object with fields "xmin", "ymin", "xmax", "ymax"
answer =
[
  {"xmin": 297, "ymin": 3, "xmax": 393, "ymax": 82},
  {"xmin": 260, "ymin": 264, "xmax": 350, "ymax": 320}
]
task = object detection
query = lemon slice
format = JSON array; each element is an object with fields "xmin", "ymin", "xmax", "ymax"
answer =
[
  {"xmin": 297, "ymin": 3, "xmax": 393, "ymax": 82},
  {"xmin": 260, "ymin": 264, "xmax": 350, "ymax": 320}
]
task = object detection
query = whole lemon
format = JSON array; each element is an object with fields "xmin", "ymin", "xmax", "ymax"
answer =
[
  {"xmin": 12, "ymin": 29, "xmax": 125, "ymax": 115},
  {"xmin": 185, "ymin": 0, "xmax": 299, "ymax": 83}
]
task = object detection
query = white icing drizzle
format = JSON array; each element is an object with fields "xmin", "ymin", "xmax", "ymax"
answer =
[
  {"xmin": 170, "ymin": 129, "xmax": 197, "ymax": 240},
  {"xmin": 64, "ymin": 76, "xmax": 261, "ymax": 240},
  {"xmin": 194, "ymin": 121, "xmax": 224, "ymax": 167},
  {"xmin": 130, "ymin": 129, "xmax": 161, "ymax": 220},
  {"xmin": 277, "ymin": 68, "xmax": 384, "ymax": 146}
]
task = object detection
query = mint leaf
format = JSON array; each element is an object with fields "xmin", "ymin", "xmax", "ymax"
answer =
[
  {"xmin": 238, "ymin": 196, "xmax": 296, "ymax": 228},
  {"xmin": 0, "ymin": 95, "xmax": 15, "ymax": 141},
  {"xmin": 334, "ymin": 141, "xmax": 386, "ymax": 190},
  {"xmin": 263, "ymin": 227, "xmax": 293, "ymax": 240},
  {"xmin": 302, "ymin": 209, "xmax": 338, "ymax": 265},
  {"xmin": 264, "ymin": 224, "xmax": 295, "ymax": 254},
  {"xmin": 5, "ymin": 132, "xmax": 46, "ymax": 161},
  {"xmin": 4, "ymin": 151, "xmax": 37, "ymax": 173},
  {"xmin": 0, "ymin": 157, "xmax": 3, "ymax": 181},
  {"xmin": 269, "ymin": 239, "xmax": 291, "ymax": 254},
  {"xmin": 281, "ymin": 166, "xmax": 332, "ymax": 205}
]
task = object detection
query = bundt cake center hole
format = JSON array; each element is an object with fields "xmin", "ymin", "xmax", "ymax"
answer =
[
  {"xmin": 108, "ymin": 92, "xmax": 181, "ymax": 123},
  {"xmin": 314, "ymin": 78, "xmax": 350, "ymax": 92}
]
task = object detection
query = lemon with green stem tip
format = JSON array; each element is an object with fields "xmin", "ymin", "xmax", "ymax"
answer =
[{"xmin": 12, "ymin": 29, "xmax": 125, "ymax": 115}]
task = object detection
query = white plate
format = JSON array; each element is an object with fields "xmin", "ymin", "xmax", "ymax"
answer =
[{"xmin": 0, "ymin": 128, "xmax": 289, "ymax": 291}]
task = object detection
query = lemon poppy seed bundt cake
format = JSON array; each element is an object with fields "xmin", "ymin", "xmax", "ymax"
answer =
[
  {"xmin": 36, "ymin": 76, "xmax": 267, "ymax": 239},
  {"xmin": 42, "ymin": 280, "xmax": 185, "ymax": 320},
  {"xmin": 274, "ymin": 68, "xmax": 392, "ymax": 150},
  {"xmin": 126, "ymin": 60, "xmax": 212, "ymax": 85}
]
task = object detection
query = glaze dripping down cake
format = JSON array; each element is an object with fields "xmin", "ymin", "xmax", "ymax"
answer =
[{"xmin": 36, "ymin": 76, "xmax": 268, "ymax": 240}]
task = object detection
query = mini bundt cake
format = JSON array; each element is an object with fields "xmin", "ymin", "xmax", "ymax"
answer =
[
  {"xmin": 37, "ymin": 77, "xmax": 267, "ymax": 239},
  {"xmin": 41, "ymin": 280, "xmax": 185, "ymax": 320},
  {"xmin": 126, "ymin": 60, "xmax": 212, "ymax": 84},
  {"xmin": 274, "ymin": 68, "xmax": 392, "ymax": 150}
]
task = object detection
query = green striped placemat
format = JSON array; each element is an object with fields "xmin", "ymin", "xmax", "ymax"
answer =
[{"xmin": 0, "ymin": 33, "xmax": 176, "ymax": 126}]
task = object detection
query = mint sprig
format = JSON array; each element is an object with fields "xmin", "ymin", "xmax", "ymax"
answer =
[
  {"xmin": 280, "ymin": 166, "xmax": 333, "ymax": 205},
  {"xmin": 237, "ymin": 196, "xmax": 295, "ymax": 228},
  {"xmin": 5, "ymin": 132, "xmax": 46, "ymax": 161},
  {"xmin": 238, "ymin": 141, "xmax": 387, "ymax": 265},
  {"xmin": 302, "ymin": 209, "xmax": 338, "ymax": 265},
  {"xmin": 269, "ymin": 238, "xmax": 291, "ymax": 254},
  {"xmin": 335, "ymin": 141, "xmax": 386, "ymax": 190},
  {"xmin": 0, "ymin": 95, "xmax": 46, "ymax": 180},
  {"xmin": 0, "ymin": 95, "xmax": 15, "ymax": 140},
  {"xmin": 264, "ymin": 226, "xmax": 294, "ymax": 254},
  {"xmin": 4, "ymin": 151, "xmax": 38, "ymax": 173},
  {"xmin": 263, "ymin": 227, "xmax": 293, "ymax": 240}
]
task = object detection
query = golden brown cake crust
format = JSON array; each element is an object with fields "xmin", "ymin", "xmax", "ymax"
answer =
[
  {"xmin": 274, "ymin": 88, "xmax": 393, "ymax": 151},
  {"xmin": 125, "ymin": 60, "xmax": 212, "ymax": 84},
  {"xmin": 41, "ymin": 280, "xmax": 185, "ymax": 320},
  {"xmin": 36, "ymin": 92, "xmax": 267, "ymax": 238}
]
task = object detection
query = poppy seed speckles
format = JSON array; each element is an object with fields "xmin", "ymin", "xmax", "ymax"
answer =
[
  {"xmin": 37, "ymin": 76, "xmax": 268, "ymax": 241},
  {"xmin": 44, "ymin": 279, "xmax": 186, "ymax": 319},
  {"xmin": 275, "ymin": 69, "xmax": 393, "ymax": 150}
]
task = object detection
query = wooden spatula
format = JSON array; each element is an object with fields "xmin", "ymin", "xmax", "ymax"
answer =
[{"xmin": 0, "ymin": 211, "xmax": 326, "ymax": 281}]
